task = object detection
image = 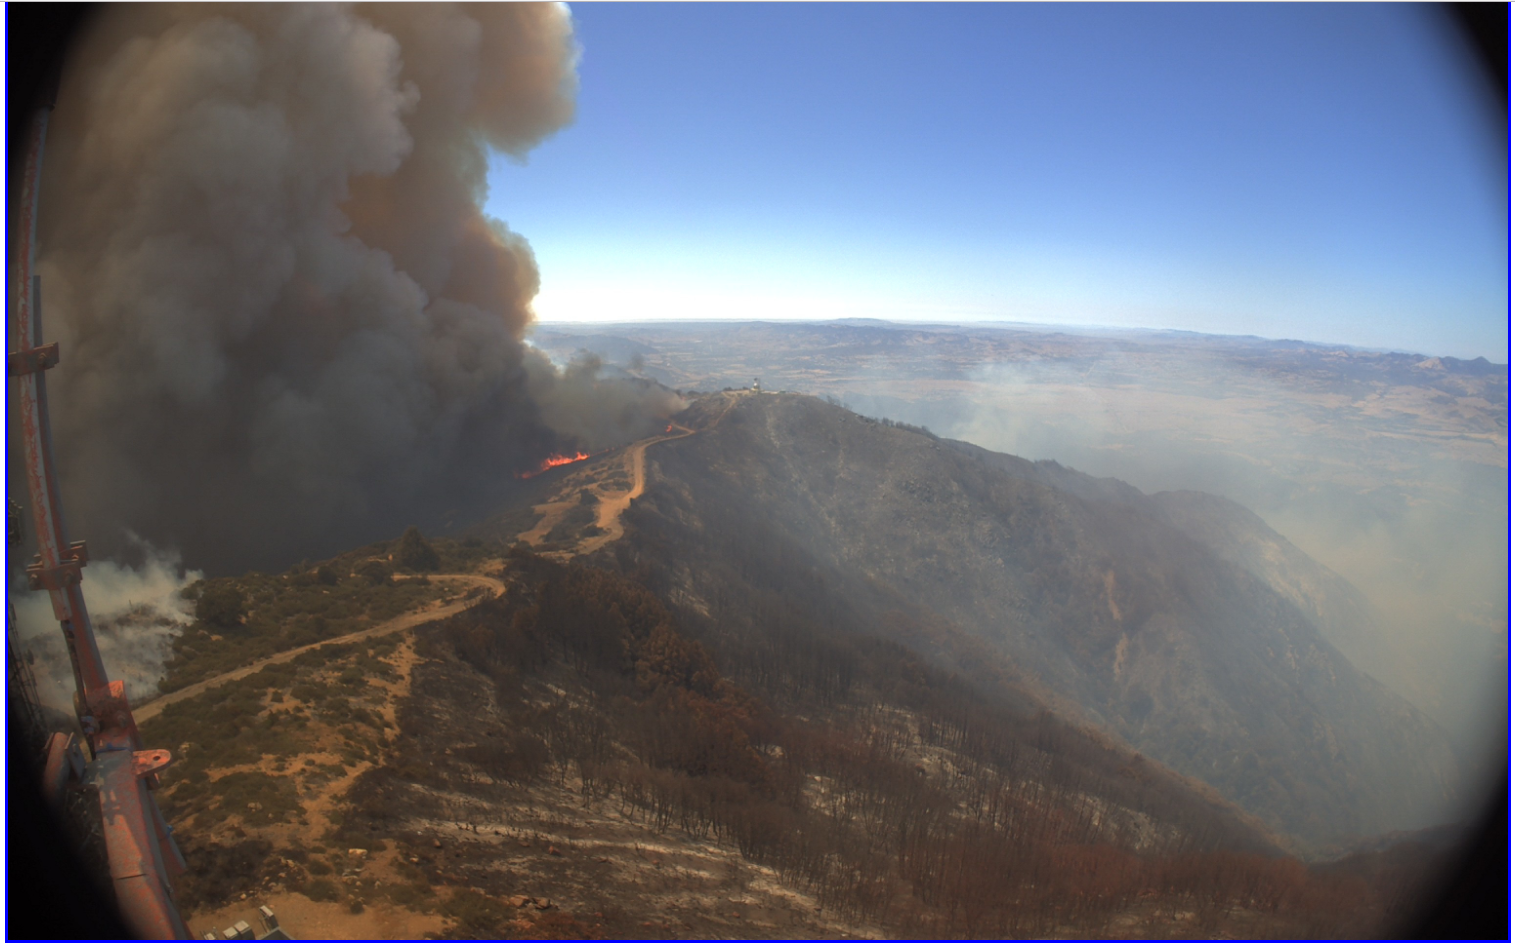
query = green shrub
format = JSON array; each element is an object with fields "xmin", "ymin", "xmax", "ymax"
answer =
[
  {"xmin": 441, "ymin": 891, "xmax": 511, "ymax": 938},
  {"xmin": 397, "ymin": 527, "xmax": 441, "ymax": 572},
  {"xmin": 209, "ymin": 771, "xmax": 305, "ymax": 826},
  {"xmin": 370, "ymin": 633, "xmax": 402, "ymax": 653},
  {"xmin": 293, "ymin": 650, "xmax": 326, "ymax": 669},
  {"xmin": 301, "ymin": 877, "xmax": 340, "ymax": 902},
  {"xmin": 173, "ymin": 839, "xmax": 273, "ymax": 912},
  {"xmin": 357, "ymin": 560, "xmax": 391, "ymax": 586},
  {"xmin": 290, "ymin": 682, "xmax": 322, "ymax": 703},
  {"xmin": 240, "ymin": 668, "xmax": 285, "ymax": 692},
  {"xmin": 196, "ymin": 586, "xmax": 246, "ymax": 629},
  {"xmin": 317, "ymin": 642, "xmax": 355, "ymax": 662}
]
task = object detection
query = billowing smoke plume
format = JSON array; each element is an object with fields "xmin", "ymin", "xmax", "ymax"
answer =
[
  {"xmin": 525, "ymin": 348, "xmax": 686, "ymax": 450},
  {"xmin": 33, "ymin": 4, "xmax": 676, "ymax": 574},
  {"xmin": 12, "ymin": 537, "xmax": 202, "ymax": 708}
]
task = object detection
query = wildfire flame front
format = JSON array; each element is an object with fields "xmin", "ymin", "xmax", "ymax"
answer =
[{"xmin": 519, "ymin": 452, "xmax": 591, "ymax": 479}]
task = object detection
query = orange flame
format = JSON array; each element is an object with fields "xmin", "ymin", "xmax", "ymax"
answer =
[
  {"xmin": 666, "ymin": 424, "xmax": 673, "ymax": 433},
  {"xmin": 519, "ymin": 451, "xmax": 590, "ymax": 479}
]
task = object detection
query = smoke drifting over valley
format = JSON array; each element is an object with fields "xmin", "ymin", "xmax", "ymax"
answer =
[
  {"xmin": 938, "ymin": 348, "xmax": 1508, "ymax": 771},
  {"xmin": 31, "ymin": 4, "xmax": 678, "ymax": 575},
  {"xmin": 530, "ymin": 321, "xmax": 1509, "ymax": 786}
]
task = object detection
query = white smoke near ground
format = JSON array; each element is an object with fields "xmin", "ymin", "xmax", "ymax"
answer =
[
  {"xmin": 28, "ymin": 4, "xmax": 670, "ymax": 576},
  {"xmin": 12, "ymin": 539, "xmax": 202, "ymax": 709}
]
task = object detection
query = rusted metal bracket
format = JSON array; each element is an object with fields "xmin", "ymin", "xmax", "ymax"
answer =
[
  {"xmin": 77, "ymin": 679, "xmax": 137, "ymax": 749},
  {"xmin": 40, "ymin": 731, "xmax": 87, "ymax": 809},
  {"xmin": 7, "ymin": 342, "xmax": 59, "ymax": 376},
  {"xmin": 133, "ymin": 749, "xmax": 173, "ymax": 777},
  {"xmin": 85, "ymin": 749, "xmax": 192, "ymax": 939},
  {"xmin": 25, "ymin": 541, "xmax": 89, "ymax": 591}
]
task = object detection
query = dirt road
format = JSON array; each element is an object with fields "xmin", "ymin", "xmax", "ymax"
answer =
[
  {"xmin": 579, "ymin": 392, "xmax": 752, "ymax": 554},
  {"xmin": 519, "ymin": 391, "xmax": 748, "ymax": 557},
  {"xmin": 133, "ymin": 573, "xmax": 504, "ymax": 724},
  {"xmin": 576, "ymin": 423, "xmax": 695, "ymax": 553}
]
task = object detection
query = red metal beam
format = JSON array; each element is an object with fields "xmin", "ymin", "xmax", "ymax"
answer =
[
  {"xmin": 93, "ymin": 749, "xmax": 190, "ymax": 939},
  {"xmin": 11, "ymin": 104, "xmax": 189, "ymax": 940}
]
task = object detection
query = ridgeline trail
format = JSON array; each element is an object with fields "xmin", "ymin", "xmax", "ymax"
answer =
[
  {"xmin": 525, "ymin": 390, "xmax": 749, "ymax": 558},
  {"xmin": 576, "ymin": 421, "xmax": 696, "ymax": 554},
  {"xmin": 144, "ymin": 390, "xmax": 751, "ymax": 723},
  {"xmin": 133, "ymin": 572, "xmax": 505, "ymax": 723}
]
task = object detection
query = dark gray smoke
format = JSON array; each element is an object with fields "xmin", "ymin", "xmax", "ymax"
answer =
[{"xmin": 33, "ymin": 3, "xmax": 678, "ymax": 575}]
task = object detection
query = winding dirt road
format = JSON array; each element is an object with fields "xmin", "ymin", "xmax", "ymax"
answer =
[
  {"xmin": 574, "ymin": 392, "xmax": 750, "ymax": 556},
  {"xmin": 133, "ymin": 573, "xmax": 505, "ymax": 724},
  {"xmin": 576, "ymin": 423, "xmax": 695, "ymax": 554},
  {"xmin": 519, "ymin": 391, "xmax": 751, "ymax": 558}
]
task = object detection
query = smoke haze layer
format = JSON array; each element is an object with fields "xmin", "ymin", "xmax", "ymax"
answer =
[
  {"xmin": 851, "ymin": 348, "xmax": 1509, "ymax": 774},
  {"xmin": 529, "ymin": 320, "xmax": 1508, "ymax": 786},
  {"xmin": 30, "ymin": 4, "xmax": 674, "ymax": 575}
]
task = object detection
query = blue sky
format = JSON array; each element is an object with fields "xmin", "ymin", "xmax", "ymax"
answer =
[{"xmin": 485, "ymin": 4, "xmax": 1508, "ymax": 361}]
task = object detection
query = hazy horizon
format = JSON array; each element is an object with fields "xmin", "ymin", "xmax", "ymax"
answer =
[
  {"xmin": 492, "ymin": 4, "xmax": 1507, "ymax": 362},
  {"xmin": 531, "ymin": 315, "xmax": 1510, "ymax": 365}
]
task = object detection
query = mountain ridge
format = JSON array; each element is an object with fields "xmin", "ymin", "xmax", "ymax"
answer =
[{"xmin": 585, "ymin": 391, "xmax": 1462, "ymax": 850}]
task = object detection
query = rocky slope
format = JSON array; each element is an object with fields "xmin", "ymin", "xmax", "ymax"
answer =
[
  {"xmin": 127, "ymin": 522, "xmax": 1459, "ymax": 939},
  {"xmin": 1146, "ymin": 491, "xmax": 1403, "ymax": 694},
  {"xmin": 610, "ymin": 392, "xmax": 1462, "ymax": 850}
]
